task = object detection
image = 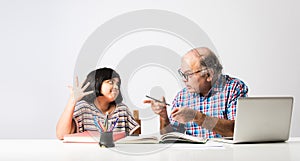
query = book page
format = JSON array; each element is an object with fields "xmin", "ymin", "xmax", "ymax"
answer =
[
  {"xmin": 115, "ymin": 136, "xmax": 159, "ymax": 144},
  {"xmin": 160, "ymin": 132, "xmax": 208, "ymax": 143}
]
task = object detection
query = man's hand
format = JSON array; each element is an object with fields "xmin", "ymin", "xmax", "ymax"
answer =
[
  {"xmin": 171, "ymin": 107, "xmax": 198, "ymax": 123},
  {"xmin": 144, "ymin": 96, "xmax": 168, "ymax": 119},
  {"xmin": 68, "ymin": 76, "xmax": 93, "ymax": 103}
]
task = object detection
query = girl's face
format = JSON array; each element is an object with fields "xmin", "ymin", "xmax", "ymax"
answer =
[{"xmin": 100, "ymin": 77, "xmax": 120, "ymax": 102}]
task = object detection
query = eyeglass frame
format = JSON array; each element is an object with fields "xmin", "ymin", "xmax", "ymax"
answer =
[{"xmin": 178, "ymin": 68, "xmax": 207, "ymax": 81}]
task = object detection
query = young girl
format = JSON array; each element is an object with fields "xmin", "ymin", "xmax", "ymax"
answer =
[{"xmin": 56, "ymin": 67, "xmax": 140, "ymax": 140}]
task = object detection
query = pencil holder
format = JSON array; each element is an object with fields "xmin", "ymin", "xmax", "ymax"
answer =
[{"xmin": 99, "ymin": 131, "xmax": 115, "ymax": 148}]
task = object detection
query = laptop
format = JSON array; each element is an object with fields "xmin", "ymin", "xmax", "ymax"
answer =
[{"xmin": 213, "ymin": 97, "xmax": 293, "ymax": 143}]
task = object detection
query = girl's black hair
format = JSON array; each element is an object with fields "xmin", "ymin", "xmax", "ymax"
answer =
[{"xmin": 81, "ymin": 67, "xmax": 123, "ymax": 104}]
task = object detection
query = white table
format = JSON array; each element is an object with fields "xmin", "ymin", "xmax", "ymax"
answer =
[{"xmin": 1, "ymin": 138, "xmax": 300, "ymax": 161}]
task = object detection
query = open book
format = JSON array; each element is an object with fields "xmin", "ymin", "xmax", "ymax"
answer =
[
  {"xmin": 115, "ymin": 132, "xmax": 208, "ymax": 144},
  {"xmin": 63, "ymin": 131, "xmax": 126, "ymax": 143}
]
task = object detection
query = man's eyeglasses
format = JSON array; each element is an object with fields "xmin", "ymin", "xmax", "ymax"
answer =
[{"xmin": 178, "ymin": 68, "xmax": 207, "ymax": 81}]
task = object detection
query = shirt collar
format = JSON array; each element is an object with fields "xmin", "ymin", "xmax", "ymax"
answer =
[{"xmin": 207, "ymin": 74, "xmax": 226, "ymax": 97}]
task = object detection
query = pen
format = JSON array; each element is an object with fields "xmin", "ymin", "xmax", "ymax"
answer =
[
  {"xmin": 104, "ymin": 112, "xmax": 109, "ymax": 131},
  {"xmin": 108, "ymin": 117, "xmax": 119, "ymax": 132},
  {"xmin": 145, "ymin": 95, "xmax": 170, "ymax": 106}
]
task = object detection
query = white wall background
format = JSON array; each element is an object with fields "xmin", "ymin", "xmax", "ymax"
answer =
[{"xmin": 0, "ymin": 0, "xmax": 299, "ymax": 138}]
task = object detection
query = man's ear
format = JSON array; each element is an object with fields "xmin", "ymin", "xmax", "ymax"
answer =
[{"xmin": 206, "ymin": 69, "xmax": 214, "ymax": 82}]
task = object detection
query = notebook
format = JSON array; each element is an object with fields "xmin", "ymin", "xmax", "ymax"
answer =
[{"xmin": 213, "ymin": 97, "xmax": 293, "ymax": 143}]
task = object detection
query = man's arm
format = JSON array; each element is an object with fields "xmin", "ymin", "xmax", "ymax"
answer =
[
  {"xmin": 193, "ymin": 111, "xmax": 234, "ymax": 137},
  {"xmin": 159, "ymin": 115, "xmax": 174, "ymax": 134}
]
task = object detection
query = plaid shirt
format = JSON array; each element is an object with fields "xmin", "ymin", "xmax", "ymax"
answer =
[{"xmin": 170, "ymin": 74, "xmax": 248, "ymax": 138}]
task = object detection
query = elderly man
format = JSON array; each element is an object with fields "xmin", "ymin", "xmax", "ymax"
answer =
[{"xmin": 145, "ymin": 47, "xmax": 248, "ymax": 138}]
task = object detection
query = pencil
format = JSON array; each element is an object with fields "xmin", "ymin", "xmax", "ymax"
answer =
[
  {"xmin": 145, "ymin": 95, "xmax": 170, "ymax": 106},
  {"xmin": 93, "ymin": 116, "xmax": 103, "ymax": 132},
  {"xmin": 98, "ymin": 120, "xmax": 106, "ymax": 132}
]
